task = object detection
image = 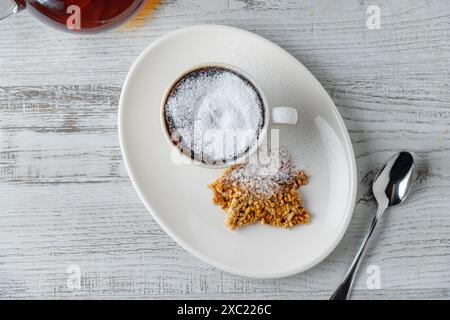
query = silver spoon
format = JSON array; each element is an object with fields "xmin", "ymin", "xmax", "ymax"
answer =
[{"xmin": 331, "ymin": 151, "xmax": 415, "ymax": 300}]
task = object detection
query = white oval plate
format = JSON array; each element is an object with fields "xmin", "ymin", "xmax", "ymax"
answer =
[{"xmin": 119, "ymin": 25, "xmax": 357, "ymax": 278}]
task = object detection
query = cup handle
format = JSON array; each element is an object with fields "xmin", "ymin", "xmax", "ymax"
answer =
[{"xmin": 271, "ymin": 107, "xmax": 298, "ymax": 125}]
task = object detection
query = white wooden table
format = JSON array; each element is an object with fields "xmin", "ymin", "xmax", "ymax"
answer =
[{"xmin": 1, "ymin": 0, "xmax": 449, "ymax": 299}]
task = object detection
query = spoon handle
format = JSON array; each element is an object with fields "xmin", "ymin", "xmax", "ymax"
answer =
[{"xmin": 330, "ymin": 205, "xmax": 386, "ymax": 300}]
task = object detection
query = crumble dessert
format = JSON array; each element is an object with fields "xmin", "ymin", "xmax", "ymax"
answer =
[{"xmin": 208, "ymin": 148, "xmax": 310, "ymax": 229}]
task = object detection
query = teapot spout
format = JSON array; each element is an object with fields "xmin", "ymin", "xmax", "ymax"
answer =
[{"xmin": 0, "ymin": 0, "xmax": 24, "ymax": 21}]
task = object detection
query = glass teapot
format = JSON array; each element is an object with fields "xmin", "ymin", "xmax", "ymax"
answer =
[{"xmin": 0, "ymin": 0, "xmax": 147, "ymax": 33}]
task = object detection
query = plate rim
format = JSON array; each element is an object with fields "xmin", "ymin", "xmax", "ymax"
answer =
[{"xmin": 118, "ymin": 24, "xmax": 357, "ymax": 279}]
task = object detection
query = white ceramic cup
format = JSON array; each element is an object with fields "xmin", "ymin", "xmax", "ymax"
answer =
[{"xmin": 160, "ymin": 63, "xmax": 297, "ymax": 168}]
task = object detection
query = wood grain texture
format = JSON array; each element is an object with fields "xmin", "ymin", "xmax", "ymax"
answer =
[{"xmin": 0, "ymin": 0, "xmax": 449, "ymax": 299}]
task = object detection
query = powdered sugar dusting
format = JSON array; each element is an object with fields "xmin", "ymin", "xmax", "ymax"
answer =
[
  {"xmin": 164, "ymin": 66, "xmax": 264, "ymax": 164},
  {"xmin": 229, "ymin": 147, "xmax": 300, "ymax": 197}
]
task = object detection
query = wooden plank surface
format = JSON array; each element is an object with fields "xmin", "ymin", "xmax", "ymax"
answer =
[{"xmin": 0, "ymin": 0, "xmax": 449, "ymax": 299}]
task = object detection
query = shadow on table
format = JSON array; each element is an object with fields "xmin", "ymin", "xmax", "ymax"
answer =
[{"xmin": 122, "ymin": 0, "xmax": 164, "ymax": 31}]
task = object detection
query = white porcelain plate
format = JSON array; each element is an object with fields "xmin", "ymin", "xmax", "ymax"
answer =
[{"xmin": 119, "ymin": 25, "xmax": 357, "ymax": 278}]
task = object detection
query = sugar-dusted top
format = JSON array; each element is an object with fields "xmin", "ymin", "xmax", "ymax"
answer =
[{"xmin": 164, "ymin": 66, "xmax": 264, "ymax": 165}]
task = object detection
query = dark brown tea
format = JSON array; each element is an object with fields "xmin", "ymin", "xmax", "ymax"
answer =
[{"xmin": 17, "ymin": 0, "xmax": 147, "ymax": 33}]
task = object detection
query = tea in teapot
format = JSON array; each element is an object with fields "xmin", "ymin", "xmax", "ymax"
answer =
[{"xmin": 0, "ymin": 0, "xmax": 147, "ymax": 33}]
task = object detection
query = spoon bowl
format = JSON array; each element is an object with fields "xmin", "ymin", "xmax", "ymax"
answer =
[{"xmin": 373, "ymin": 151, "xmax": 415, "ymax": 209}]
